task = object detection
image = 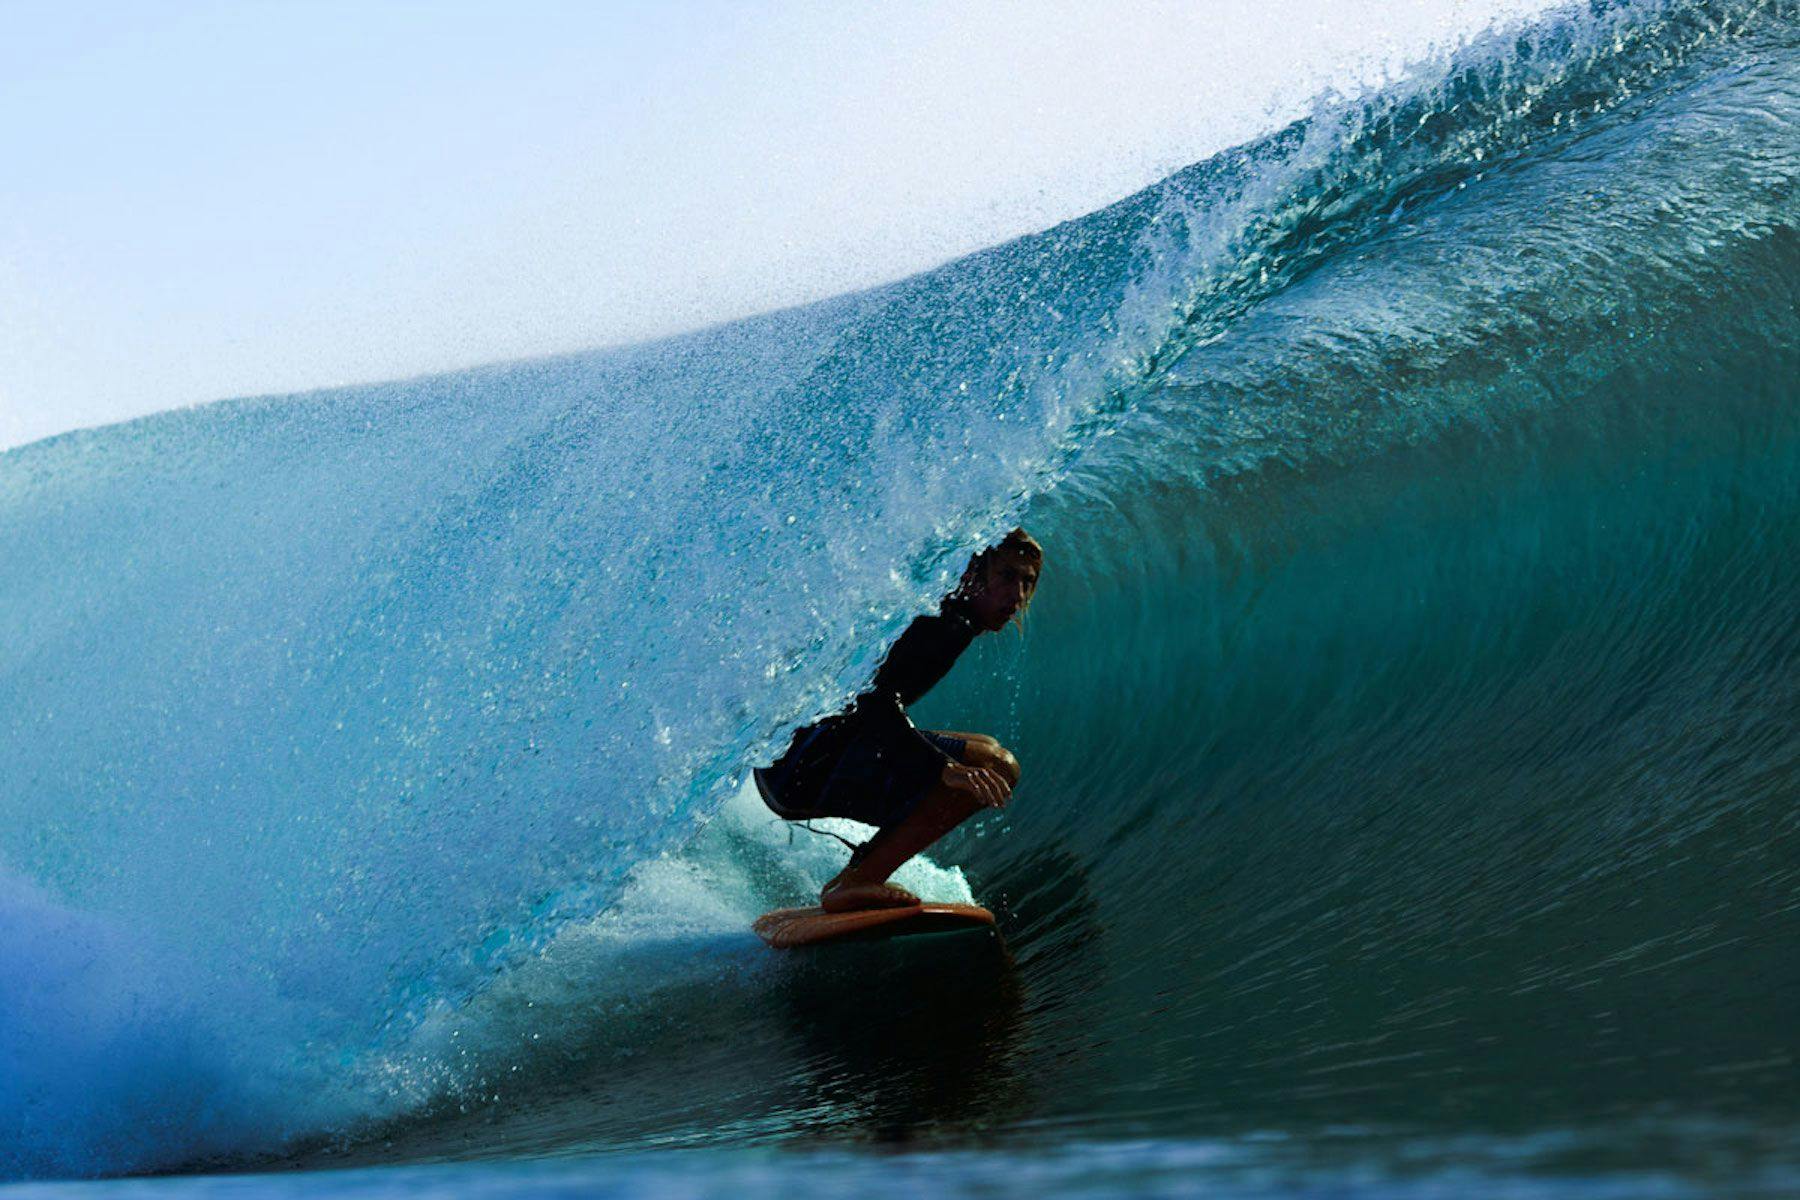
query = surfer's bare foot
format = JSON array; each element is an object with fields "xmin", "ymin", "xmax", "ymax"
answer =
[{"xmin": 820, "ymin": 872, "xmax": 919, "ymax": 912}]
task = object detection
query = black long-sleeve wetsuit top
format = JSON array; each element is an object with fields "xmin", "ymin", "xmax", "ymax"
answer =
[{"xmin": 766, "ymin": 598, "xmax": 979, "ymax": 804}]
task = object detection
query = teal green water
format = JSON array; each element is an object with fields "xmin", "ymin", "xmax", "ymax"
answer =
[{"xmin": 1, "ymin": 1, "xmax": 1795, "ymax": 1194}]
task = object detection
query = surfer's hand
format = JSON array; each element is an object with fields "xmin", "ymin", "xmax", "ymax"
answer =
[{"xmin": 942, "ymin": 761, "xmax": 1011, "ymax": 808}]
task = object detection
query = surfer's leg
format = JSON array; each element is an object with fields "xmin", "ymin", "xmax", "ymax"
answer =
[
  {"xmin": 820, "ymin": 782, "xmax": 982, "ymax": 911},
  {"xmin": 815, "ymin": 730, "xmax": 1014, "ymax": 911}
]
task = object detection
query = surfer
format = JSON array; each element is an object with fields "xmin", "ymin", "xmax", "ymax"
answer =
[{"xmin": 755, "ymin": 529, "xmax": 1042, "ymax": 912}]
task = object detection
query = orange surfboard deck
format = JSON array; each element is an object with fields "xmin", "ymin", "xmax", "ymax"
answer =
[{"xmin": 753, "ymin": 902, "xmax": 995, "ymax": 949}]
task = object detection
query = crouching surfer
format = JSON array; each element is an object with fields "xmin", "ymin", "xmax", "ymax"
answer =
[{"xmin": 754, "ymin": 530, "xmax": 1042, "ymax": 912}]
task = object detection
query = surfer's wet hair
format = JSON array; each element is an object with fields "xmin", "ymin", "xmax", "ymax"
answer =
[
  {"xmin": 991, "ymin": 528, "xmax": 1043, "ymax": 568},
  {"xmin": 965, "ymin": 528, "xmax": 1042, "ymax": 629}
]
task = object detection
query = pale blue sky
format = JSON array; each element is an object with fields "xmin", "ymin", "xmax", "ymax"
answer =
[{"xmin": 0, "ymin": 0, "xmax": 1554, "ymax": 450}]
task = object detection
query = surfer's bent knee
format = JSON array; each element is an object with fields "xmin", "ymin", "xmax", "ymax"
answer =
[
  {"xmin": 963, "ymin": 738, "xmax": 1020, "ymax": 788},
  {"xmin": 993, "ymin": 744, "xmax": 1021, "ymax": 787}
]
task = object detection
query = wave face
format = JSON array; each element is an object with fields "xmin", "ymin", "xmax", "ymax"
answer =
[{"xmin": 3, "ymin": 0, "xmax": 1798, "ymax": 1186}]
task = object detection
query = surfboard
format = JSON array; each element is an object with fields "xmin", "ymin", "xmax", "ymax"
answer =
[{"xmin": 752, "ymin": 902, "xmax": 995, "ymax": 949}]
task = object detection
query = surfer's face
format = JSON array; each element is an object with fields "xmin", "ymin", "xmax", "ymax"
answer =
[{"xmin": 968, "ymin": 552, "xmax": 1039, "ymax": 632}]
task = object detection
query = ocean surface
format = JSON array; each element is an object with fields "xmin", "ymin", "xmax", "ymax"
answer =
[{"xmin": 2, "ymin": 0, "xmax": 1797, "ymax": 1195}]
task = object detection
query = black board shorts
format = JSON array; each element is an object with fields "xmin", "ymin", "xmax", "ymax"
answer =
[{"xmin": 755, "ymin": 729, "xmax": 968, "ymax": 830}]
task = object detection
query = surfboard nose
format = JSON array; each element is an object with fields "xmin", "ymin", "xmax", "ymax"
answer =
[{"xmin": 753, "ymin": 903, "xmax": 996, "ymax": 949}]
